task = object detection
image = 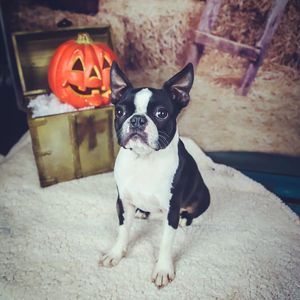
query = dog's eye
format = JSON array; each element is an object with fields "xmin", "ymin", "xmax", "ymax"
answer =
[
  {"xmin": 155, "ymin": 108, "xmax": 168, "ymax": 120},
  {"xmin": 115, "ymin": 107, "xmax": 125, "ymax": 118}
]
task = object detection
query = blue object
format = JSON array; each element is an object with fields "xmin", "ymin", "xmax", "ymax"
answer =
[{"xmin": 207, "ymin": 151, "xmax": 300, "ymax": 217}]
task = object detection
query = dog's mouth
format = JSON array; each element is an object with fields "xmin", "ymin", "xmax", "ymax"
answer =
[
  {"xmin": 119, "ymin": 128, "xmax": 156, "ymax": 151},
  {"xmin": 124, "ymin": 131, "xmax": 149, "ymax": 146}
]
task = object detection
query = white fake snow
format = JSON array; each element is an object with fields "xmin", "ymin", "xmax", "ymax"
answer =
[{"xmin": 28, "ymin": 94, "xmax": 94, "ymax": 118}]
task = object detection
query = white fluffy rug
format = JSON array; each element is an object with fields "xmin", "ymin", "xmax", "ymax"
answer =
[{"xmin": 0, "ymin": 132, "xmax": 299, "ymax": 300}]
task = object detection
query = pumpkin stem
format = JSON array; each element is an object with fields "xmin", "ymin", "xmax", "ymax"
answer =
[{"xmin": 76, "ymin": 33, "xmax": 94, "ymax": 44}]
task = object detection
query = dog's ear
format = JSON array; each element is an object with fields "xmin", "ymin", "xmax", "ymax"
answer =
[
  {"xmin": 163, "ymin": 63, "xmax": 194, "ymax": 108},
  {"xmin": 110, "ymin": 62, "xmax": 133, "ymax": 104}
]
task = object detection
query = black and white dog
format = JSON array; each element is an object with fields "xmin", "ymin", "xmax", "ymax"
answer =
[{"xmin": 99, "ymin": 62, "xmax": 210, "ymax": 288}]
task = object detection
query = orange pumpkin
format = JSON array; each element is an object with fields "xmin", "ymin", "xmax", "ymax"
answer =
[{"xmin": 48, "ymin": 33, "xmax": 118, "ymax": 108}]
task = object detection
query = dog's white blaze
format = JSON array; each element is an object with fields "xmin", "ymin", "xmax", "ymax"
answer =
[
  {"xmin": 134, "ymin": 88, "xmax": 152, "ymax": 114},
  {"xmin": 133, "ymin": 88, "xmax": 158, "ymax": 151},
  {"xmin": 120, "ymin": 88, "xmax": 159, "ymax": 154}
]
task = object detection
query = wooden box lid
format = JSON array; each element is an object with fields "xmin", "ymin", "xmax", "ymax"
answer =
[{"xmin": 11, "ymin": 26, "xmax": 114, "ymax": 99}]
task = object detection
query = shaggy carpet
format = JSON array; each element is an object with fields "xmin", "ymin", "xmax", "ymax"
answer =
[{"xmin": 0, "ymin": 132, "xmax": 299, "ymax": 300}]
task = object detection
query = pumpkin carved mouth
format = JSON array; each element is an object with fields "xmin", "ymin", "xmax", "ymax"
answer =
[{"xmin": 69, "ymin": 83, "xmax": 101, "ymax": 96}]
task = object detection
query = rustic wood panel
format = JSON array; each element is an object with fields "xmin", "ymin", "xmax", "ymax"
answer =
[
  {"xmin": 185, "ymin": 0, "xmax": 222, "ymax": 67},
  {"xmin": 239, "ymin": 0, "xmax": 289, "ymax": 95},
  {"xmin": 197, "ymin": 0, "xmax": 223, "ymax": 32},
  {"xmin": 194, "ymin": 31, "xmax": 260, "ymax": 62}
]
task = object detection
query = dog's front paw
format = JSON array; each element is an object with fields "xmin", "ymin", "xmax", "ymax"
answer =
[
  {"xmin": 99, "ymin": 248, "xmax": 126, "ymax": 268},
  {"xmin": 151, "ymin": 260, "xmax": 175, "ymax": 288}
]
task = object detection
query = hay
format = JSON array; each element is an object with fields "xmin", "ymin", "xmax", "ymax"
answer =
[
  {"xmin": 9, "ymin": 0, "xmax": 300, "ymax": 71},
  {"xmin": 126, "ymin": 59, "xmax": 300, "ymax": 156},
  {"xmin": 9, "ymin": 0, "xmax": 203, "ymax": 70},
  {"xmin": 7, "ymin": 0, "xmax": 300, "ymax": 155},
  {"xmin": 211, "ymin": 0, "xmax": 300, "ymax": 70}
]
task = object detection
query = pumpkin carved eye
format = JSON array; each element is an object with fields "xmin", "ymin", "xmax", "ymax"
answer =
[
  {"xmin": 72, "ymin": 58, "xmax": 84, "ymax": 71},
  {"xmin": 103, "ymin": 57, "xmax": 110, "ymax": 69}
]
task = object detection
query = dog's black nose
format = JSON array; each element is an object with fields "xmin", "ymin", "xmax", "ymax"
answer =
[{"xmin": 130, "ymin": 114, "xmax": 147, "ymax": 129}]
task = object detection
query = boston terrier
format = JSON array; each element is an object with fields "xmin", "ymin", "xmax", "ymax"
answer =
[{"xmin": 99, "ymin": 62, "xmax": 210, "ymax": 288}]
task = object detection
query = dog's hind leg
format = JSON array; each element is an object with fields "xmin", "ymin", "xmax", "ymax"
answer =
[
  {"xmin": 179, "ymin": 211, "xmax": 194, "ymax": 227},
  {"xmin": 179, "ymin": 188, "xmax": 210, "ymax": 227}
]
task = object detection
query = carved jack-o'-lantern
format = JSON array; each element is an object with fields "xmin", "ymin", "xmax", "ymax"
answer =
[{"xmin": 48, "ymin": 33, "xmax": 118, "ymax": 108}]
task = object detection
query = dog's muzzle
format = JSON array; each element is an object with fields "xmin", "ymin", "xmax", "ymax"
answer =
[
  {"xmin": 123, "ymin": 114, "xmax": 149, "ymax": 146},
  {"xmin": 119, "ymin": 114, "xmax": 159, "ymax": 153}
]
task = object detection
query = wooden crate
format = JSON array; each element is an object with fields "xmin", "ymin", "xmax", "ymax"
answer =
[{"xmin": 11, "ymin": 26, "xmax": 119, "ymax": 187}]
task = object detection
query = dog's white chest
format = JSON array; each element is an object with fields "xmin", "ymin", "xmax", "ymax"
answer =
[{"xmin": 114, "ymin": 144, "xmax": 179, "ymax": 213}]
